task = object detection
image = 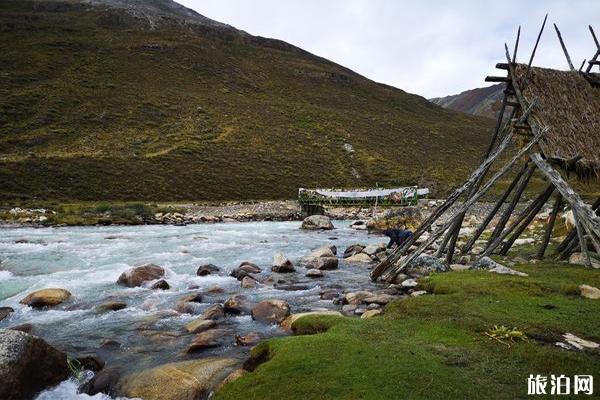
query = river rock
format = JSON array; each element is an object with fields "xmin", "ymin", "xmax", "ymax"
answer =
[
  {"xmin": 411, "ymin": 290, "xmax": 427, "ymax": 297},
  {"xmin": 117, "ymin": 264, "xmax": 165, "ymax": 287},
  {"xmin": 117, "ymin": 357, "xmax": 237, "ymax": 399},
  {"xmin": 96, "ymin": 301, "xmax": 127, "ymax": 312},
  {"xmin": 196, "ymin": 264, "xmax": 220, "ymax": 276},
  {"xmin": 19, "ymin": 288, "xmax": 71, "ymax": 308},
  {"xmin": 224, "ymin": 295, "xmax": 250, "ymax": 315},
  {"xmin": 301, "ymin": 256, "xmax": 339, "ymax": 270},
  {"xmin": 0, "ymin": 307, "xmax": 14, "ymax": 321},
  {"xmin": 300, "ymin": 215, "xmax": 334, "ymax": 230},
  {"xmin": 271, "ymin": 253, "xmax": 295, "ymax": 273},
  {"xmin": 308, "ymin": 246, "xmax": 336, "ymax": 258},
  {"xmin": 343, "ymin": 244, "xmax": 365, "ymax": 258},
  {"xmin": 202, "ymin": 304, "xmax": 225, "ymax": 320},
  {"xmin": 239, "ymin": 261, "xmax": 262, "ymax": 273},
  {"xmin": 306, "ymin": 268, "xmax": 324, "ymax": 278},
  {"xmin": 364, "ymin": 294, "xmax": 396, "ymax": 305},
  {"xmin": 185, "ymin": 318, "xmax": 217, "ymax": 334},
  {"xmin": 235, "ymin": 332, "xmax": 260, "ymax": 346},
  {"xmin": 241, "ymin": 276, "xmax": 257, "ymax": 289},
  {"xmin": 0, "ymin": 329, "xmax": 70, "ymax": 400},
  {"xmin": 151, "ymin": 279, "xmax": 170, "ymax": 290},
  {"xmin": 401, "ymin": 278, "xmax": 418, "ymax": 288},
  {"xmin": 187, "ymin": 329, "xmax": 231, "ymax": 352},
  {"xmin": 251, "ymin": 300, "xmax": 290, "ymax": 324},
  {"xmin": 280, "ymin": 311, "xmax": 342, "ymax": 330},
  {"xmin": 320, "ymin": 289, "xmax": 339, "ymax": 300},
  {"xmin": 363, "ymin": 243, "xmax": 386, "ymax": 256},
  {"xmin": 344, "ymin": 253, "xmax": 374, "ymax": 264},
  {"xmin": 405, "ymin": 255, "xmax": 448, "ymax": 276},
  {"xmin": 75, "ymin": 352, "xmax": 105, "ymax": 372},
  {"xmin": 343, "ymin": 291, "xmax": 373, "ymax": 305},
  {"xmin": 580, "ymin": 284, "xmax": 600, "ymax": 299},
  {"xmin": 350, "ymin": 220, "xmax": 367, "ymax": 230}
]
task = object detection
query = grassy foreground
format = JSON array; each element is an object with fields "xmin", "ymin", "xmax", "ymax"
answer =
[{"xmin": 217, "ymin": 263, "xmax": 600, "ymax": 400}]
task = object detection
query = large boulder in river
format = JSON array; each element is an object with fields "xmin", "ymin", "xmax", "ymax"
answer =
[
  {"xmin": 0, "ymin": 329, "xmax": 70, "ymax": 400},
  {"xmin": 251, "ymin": 300, "xmax": 291, "ymax": 324},
  {"xmin": 300, "ymin": 215, "xmax": 334, "ymax": 230},
  {"xmin": 308, "ymin": 245, "xmax": 336, "ymax": 258},
  {"xmin": 343, "ymin": 244, "xmax": 365, "ymax": 258},
  {"xmin": 300, "ymin": 256, "xmax": 338, "ymax": 270},
  {"xmin": 223, "ymin": 295, "xmax": 250, "ymax": 315},
  {"xmin": 196, "ymin": 264, "xmax": 220, "ymax": 276},
  {"xmin": 117, "ymin": 357, "xmax": 237, "ymax": 400},
  {"xmin": 117, "ymin": 263, "xmax": 165, "ymax": 287},
  {"xmin": 19, "ymin": 288, "xmax": 71, "ymax": 308},
  {"xmin": 344, "ymin": 253, "xmax": 374, "ymax": 264},
  {"xmin": 271, "ymin": 252, "xmax": 295, "ymax": 273}
]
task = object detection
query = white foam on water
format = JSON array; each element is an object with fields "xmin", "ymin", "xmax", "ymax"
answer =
[
  {"xmin": 0, "ymin": 270, "xmax": 13, "ymax": 281},
  {"xmin": 35, "ymin": 376, "xmax": 136, "ymax": 400}
]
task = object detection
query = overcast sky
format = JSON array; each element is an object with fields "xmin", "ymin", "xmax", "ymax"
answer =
[{"xmin": 178, "ymin": 0, "xmax": 599, "ymax": 98}]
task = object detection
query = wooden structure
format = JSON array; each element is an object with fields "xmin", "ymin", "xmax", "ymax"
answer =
[
  {"xmin": 371, "ymin": 19, "xmax": 600, "ymax": 282},
  {"xmin": 298, "ymin": 186, "xmax": 429, "ymax": 208}
]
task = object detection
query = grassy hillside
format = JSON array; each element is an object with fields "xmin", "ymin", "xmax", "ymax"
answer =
[{"xmin": 0, "ymin": 0, "xmax": 493, "ymax": 201}]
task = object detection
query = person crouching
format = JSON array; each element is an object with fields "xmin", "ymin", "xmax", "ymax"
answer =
[{"xmin": 382, "ymin": 228, "xmax": 413, "ymax": 249}]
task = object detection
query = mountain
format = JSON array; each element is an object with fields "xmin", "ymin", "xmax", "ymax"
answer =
[
  {"xmin": 430, "ymin": 84, "xmax": 504, "ymax": 120},
  {"xmin": 0, "ymin": 0, "xmax": 494, "ymax": 201}
]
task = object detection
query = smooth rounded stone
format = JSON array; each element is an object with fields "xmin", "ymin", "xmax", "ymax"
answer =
[
  {"xmin": 405, "ymin": 255, "xmax": 448, "ymax": 276},
  {"xmin": 364, "ymin": 294, "xmax": 396, "ymax": 305},
  {"xmin": 235, "ymin": 332, "xmax": 260, "ymax": 346},
  {"xmin": 271, "ymin": 252, "xmax": 295, "ymax": 273},
  {"xmin": 0, "ymin": 329, "xmax": 70, "ymax": 400},
  {"xmin": 224, "ymin": 295, "xmax": 250, "ymax": 315},
  {"xmin": 344, "ymin": 253, "xmax": 374, "ymax": 264},
  {"xmin": 343, "ymin": 244, "xmax": 365, "ymax": 258},
  {"xmin": 117, "ymin": 357, "xmax": 238, "ymax": 399},
  {"xmin": 411, "ymin": 290, "xmax": 427, "ymax": 297},
  {"xmin": 251, "ymin": 300, "xmax": 291, "ymax": 324},
  {"xmin": 75, "ymin": 352, "xmax": 105, "ymax": 372},
  {"xmin": 354, "ymin": 307, "xmax": 367, "ymax": 315},
  {"xmin": 19, "ymin": 288, "xmax": 71, "ymax": 308},
  {"xmin": 241, "ymin": 276, "xmax": 257, "ymax": 289},
  {"xmin": 9, "ymin": 324, "xmax": 34, "ymax": 334},
  {"xmin": 207, "ymin": 286, "xmax": 225, "ymax": 293},
  {"xmin": 361, "ymin": 309, "xmax": 383, "ymax": 319},
  {"xmin": 341, "ymin": 304, "xmax": 357, "ymax": 315},
  {"xmin": 569, "ymin": 252, "xmax": 600, "ymax": 268},
  {"xmin": 117, "ymin": 263, "xmax": 164, "ymax": 287},
  {"xmin": 306, "ymin": 269, "xmax": 324, "ymax": 278},
  {"xmin": 180, "ymin": 293, "xmax": 203, "ymax": 303},
  {"xmin": 151, "ymin": 279, "xmax": 170, "ymax": 290},
  {"xmin": 302, "ymin": 256, "xmax": 339, "ymax": 270},
  {"xmin": 401, "ymin": 278, "xmax": 418, "ymax": 288},
  {"xmin": 320, "ymin": 289, "xmax": 339, "ymax": 300},
  {"xmin": 300, "ymin": 215, "xmax": 334, "ymax": 230},
  {"xmin": 82, "ymin": 365, "xmax": 122, "ymax": 396},
  {"xmin": 343, "ymin": 291, "xmax": 374, "ymax": 305},
  {"xmin": 0, "ymin": 307, "xmax": 14, "ymax": 321},
  {"xmin": 217, "ymin": 369, "xmax": 248, "ymax": 392},
  {"xmin": 308, "ymin": 245, "xmax": 336, "ymax": 258},
  {"xmin": 280, "ymin": 311, "xmax": 342, "ymax": 330},
  {"xmin": 175, "ymin": 301, "xmax": 200, "ymax": 315},
  {"xmin": 580, "ymin": 284, "xmax": 600, "ymax": 299},
  {"xmin": 185, "ymin": 318, "xmax": 217, "ymax": 334},
  {"xmin": 367, "ymin": 303, "xmax": 381, "ymax": 310},
  {"xmin": 350, "ymin": 220, "xmax": 367, "ymax": 230},
  {"xmin": 202, "ymin": 304, "xmax": 225, "ymax": 320},
  {"xmin": 96, "ymin": 301, "xmax": 127, "ymax": 312},
  {"xmin": 470, "ymin": 257, "xmax": 528, "ymax": 276},
  {"xmin": 187, "ymin": 329, "xmax": 231, "ymax": 352},
  {"xmin": 196, "ymin": 263, "xmax": 220, "ymax": 276},
  {"xmin": 239, "ymin": 261, "xmax": 262, "ymax": 273},
  {"xmin": 390, "ymin": 273, "xmax": 409, "ymax": 284},
  {"xmin": 362, "ymin": 243, "xmax": 386, "ymax": 256},
  {"xmin": 449, "ymin": 264, "xmax": 470, "ymax": 272}
]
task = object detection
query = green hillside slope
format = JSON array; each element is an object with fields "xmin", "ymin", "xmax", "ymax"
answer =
[{"xmin": 0, "ymin": 0, "xmax": 493, "ymax": 201}]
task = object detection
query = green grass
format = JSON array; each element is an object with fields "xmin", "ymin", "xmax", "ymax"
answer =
[{"xmin": 216, "ymin": 264, "xmax": 600, "ymax": 400}]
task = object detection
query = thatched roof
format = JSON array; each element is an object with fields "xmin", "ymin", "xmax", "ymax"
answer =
[{"xmin": 513, "ymin": 64, "xmax": 600, "ymax": 177}]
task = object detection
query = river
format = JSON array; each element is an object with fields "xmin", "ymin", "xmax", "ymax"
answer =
[{"xmin": 0, "ymin": 221, "xmax": 385, "ymax": 399}]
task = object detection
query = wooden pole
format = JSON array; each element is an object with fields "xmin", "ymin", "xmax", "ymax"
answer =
[
  {"xmin": 499, "ymin": 185, "xmax": 555, "ymax": 255},
  {"xmin": 537, "ymin": 193, "xmax": 563, "ymax": 259},
  {"xmin": 572, "ymin": 208, "xmax": 592, "ymax": 267},
  {"xmin": 524, "ymin": 14, "xmax": 548, "ymax": 82},
  {"xmin": 512, "ymin": 26, "xmax": 521, "ymax": 63},
  {"xmin": 462, "ymin": 162, "xmax": 530, "ymax": 254},
  {"xmin": 553, "ymin": 24, "xmax": 575, "ymax": 71},
  {"xmin": 380, "ymin": 131, "xmax": 545, "ymax": 282}
]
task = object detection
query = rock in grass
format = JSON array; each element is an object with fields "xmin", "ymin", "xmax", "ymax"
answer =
[
  {"xmin": 0, "ymin": 329, "xmax": 70, "ymax": 400},
  {"xmin": 361, "ymin": 309, "xmax": 383, "ymax": 319},
  {"xmin": 117, "ymin": 357, "xmax": 237, "ymax": 399},
  {"xmin": 300, "ymin": 215, "xmax": 334, "ymax": 230},
  {"xmin": 19, "ymin": 288, "xmax": 71, "ymax": 308},
  {"xmin": 569, "ymin": 252, "xmax": 600, "ymax": 268},
  {"xmin": 470, "ymin": 257, "xmax": 528, "ymax": 276},
  {"xmin": 196, "ymin": 263, "xmax": 220, "ymax": 276},
  {"xmin": 343, "ymin": 291, "xmax": 373, "ymax": 305},
  {"xmin": 405, "ymin": 255, "xmax": 448, "ymax": 276},
  {"xmin": 251, "ymin": 300, "xmax": 290, "ymax": 324},
  {"xmin": 280, "ymin": 311, "xmax": 342, "ymax": 330},
  {"xmin": 580, "ymin": 284, "xmax": 600, "ymax": 299},
  {"xmin": 217, "ymin": 369, "xmax": 248, "ymax": 392},
  {"xmin": 271, "ymin": 252, "xmax": 295, "ymax": 273},
  {"xmin": 0, "ymin": 307, "xmax": 14, "ymax": 321},
  {"xmin": 117, "ymin": 264, "xmax": 164, "ymax": 287},
  {"xmin": 401, "ymin": 278, "xmax": 418, "ymax": 288}
]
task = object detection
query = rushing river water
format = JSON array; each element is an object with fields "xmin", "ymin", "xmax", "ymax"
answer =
[{"xmin": 0, "ymin": 221, "xmax": 385, "ymax": 399}]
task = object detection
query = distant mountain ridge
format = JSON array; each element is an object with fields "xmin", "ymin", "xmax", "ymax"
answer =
[
  {"xmin": 430, "ymin": 84, "xmax": 504, "ymax": 120},
  {"xmin": 0, "ymin": 0, "xmax": 493, "ymax": 201}
]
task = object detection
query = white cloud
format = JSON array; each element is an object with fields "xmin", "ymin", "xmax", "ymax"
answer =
[{"xmin": 178, "ymin": 0, "xmax": 600, "ymax": 98}]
